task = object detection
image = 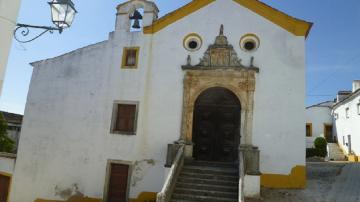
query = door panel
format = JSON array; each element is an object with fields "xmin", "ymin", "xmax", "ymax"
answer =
[
  {"xmin": 193, "ymin": 87, "xmax": 241, "ymax": 162},
  {"xmin": 107, "ymin": 164, "xmax": 129, "ymax": 202},
  {"xmin": 0, "ymin": 174, "xmax": 10, "ymax": 202},
  {"xmin": 324, "ymin": 124, "xmax": 333, "ymax": 143}
]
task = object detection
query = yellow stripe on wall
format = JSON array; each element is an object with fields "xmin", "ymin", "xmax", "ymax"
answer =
[{"xmin": 261, "ymin": 165, "xmax": 307, "ymax": 189}]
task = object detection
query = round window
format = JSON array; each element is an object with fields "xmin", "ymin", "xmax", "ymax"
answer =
[
  {"xmin": 183, "ymin": 33, "xmax": 202, "ymax": 51},
  {"xmin": 240, "ymin": 34, "xmax": 260, "ymax": 52}
]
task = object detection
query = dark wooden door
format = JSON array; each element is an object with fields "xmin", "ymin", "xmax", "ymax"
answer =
[
  {"xmin": 0, "ymin": 174, "xmax": 10, "ymax": 202},
  {"xmin": 193, "ymin": 87, "xmax": 241, "ymax": 162},
  {"xmin": 324, "ymin": 124, "xmax": 333, "ymax": 143},
  {"xmin": 107, "ymin": 164, "xmax": 129, "ymax": 202}
]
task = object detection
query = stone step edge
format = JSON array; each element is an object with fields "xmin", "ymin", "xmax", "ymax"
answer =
[
  {"xmin": 172, "ymin": 193, "xmax": 238, "ymax": 202},
  {"xmin": 174, "ymin": 187, "xmax": 238, "ymax": 196},
  {"xmin": 177, "ymin": 176, "xmax": 239, "ymax": 184},
  {"xmin": 176, "ymin": 181, "xmax": 238, "ymax": 189},
  {"xmin": 180, "ymin": 172, "xmax": 238, "ymax": 179}
]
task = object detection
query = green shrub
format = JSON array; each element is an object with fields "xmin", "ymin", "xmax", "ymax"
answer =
[
  {"xmin": 314, "ymin": 137, "xmax": 327, "ymax": 149},
  {"xmin": 314, "ymin": 137, "xmax": 327, "ymax": 157},
  {"xmin": 0, "ymin": 112, "xmax": 15, "ymax": 153},
  {"xmin": 306, "ymin": 148, "xmax": 318, "ymax": 158}
]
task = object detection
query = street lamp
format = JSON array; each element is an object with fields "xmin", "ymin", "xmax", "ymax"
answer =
[{"xmin": 14, "ymin": 0, "xmax": 77, "ymax": 43}]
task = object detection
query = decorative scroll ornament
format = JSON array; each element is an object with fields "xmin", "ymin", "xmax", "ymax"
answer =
[
  {"xmin": 182, "ymin": 25, "xmax": 259, "ymax": 72},
  {"xmin": 14, "ymin": 24, "xmax": 62, "ymax": 43}
]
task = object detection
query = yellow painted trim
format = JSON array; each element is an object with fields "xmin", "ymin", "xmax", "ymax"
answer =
[
  {"xmin": 261, "ymin": 165, "xmax": 306, "ymax": 189},
  {"xmin": 183, "ymin": 33, "xmax": 203, "ymax": 51},
  {"xmin": 143, "ymin": 0, "xmax": 216, "ymax": 34},
  {"xmin": 306, "ymin": 123, "xmax": 313, "ymax": 137},
  {"xmin": 35, "ymin": 192, "xmax": 157, "ymax": 202},
  {"xmin": 0, "ymin": 172, "xmax": 12, "ymax": 202},
  {"xmin": 143, "ymin": 0, "xmax": 312, "ymax": 37},
  {"xmin": 121, "ymin": 47, "xmax": 140, "ymax": 69},
  {"xmin": 233, "ymin": 0, "xmax": 312, "ymax": 38},
  {"xmin": 129, "ymin": 192, "xmax": 157, "ymax": 202},
  {"xmin": 35, "ymin": 197, "xmax": 101, "ymax": 202},
  {"xmin": 348, "ymin": 155, "xmax": 359, "ymax": 162}
]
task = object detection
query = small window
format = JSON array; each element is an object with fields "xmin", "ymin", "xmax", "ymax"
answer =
[
  {"xmin": 183, "ymin": 33, "xmax": 202, "ymax": 51},
  {"xmin": 346, "ymin": 107, "xmax": 350, "ymax": 119},
  {"xmin": 343, "ymin": 136, "xmax": 345, "ymax": 145},
  {"xmin": 306, "ymin": 123, "xmax": 312, "ymax": 137},
  {"xmin": 111, "ymin": 102, "xmax": 138, "ymax": 134},
  {"xmin": 357, "ymin": 103, "xmax": 360, "ymax": 115},
  {"xmin": 240, "ymin": 34, "xmax": 260, "ymax": 52},
  {"xmin": 121, "ymin": 47, "xmax": 140, "ymax": 69},
  {"xmin": 334, "ymin": 113, "xmax": 339, "ymax": 120}
]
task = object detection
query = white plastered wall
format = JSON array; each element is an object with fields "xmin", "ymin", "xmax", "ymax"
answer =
[
  {"xmin": 306, "ymin": 106, "xmax": 333, "ymax": 148},
  {"xmin": 333, "ymin": 94, "xmax": 360, "ymax": 155},
  {"xmin": 0, "ymin": 0, "xmax": 21, "ymax": 95},
  {"xmin": 0, "ymin": 154, "xmax": 15, "ymax": 175}
]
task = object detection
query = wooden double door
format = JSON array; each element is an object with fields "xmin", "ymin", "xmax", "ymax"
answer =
[{"xmin": 193, "ymin": 87, "xmax": 241, "ymax": 162}]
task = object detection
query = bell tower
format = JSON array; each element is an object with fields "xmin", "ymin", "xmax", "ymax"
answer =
[{"xmin": 115, "ymin": 0, "xmax": 159, "ymax": 33}]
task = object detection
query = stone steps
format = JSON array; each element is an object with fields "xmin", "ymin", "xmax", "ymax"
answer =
[
  {"xmin": 328, "ymin": 143, "xmax": 347, "ymax": 161},
  {"xmin": 170, "ymin": 161, "xmax": 239, "ymax": 202}
]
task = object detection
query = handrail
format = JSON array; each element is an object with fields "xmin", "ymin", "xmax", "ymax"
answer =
[
  {"xmin": 238, "ymin": 150, "xmax": 245, "ymax": 202},
  {"xmin": 157, "ymin": 145, "xmax": 185, "ymax": 202}
]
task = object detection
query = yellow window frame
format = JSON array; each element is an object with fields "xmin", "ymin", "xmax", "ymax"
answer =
[{"xmin": 121, "ymin": 47, "xmax": 140, "ymax": 69}]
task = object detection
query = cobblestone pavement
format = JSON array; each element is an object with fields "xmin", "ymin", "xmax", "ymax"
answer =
[{"xmin": 247, "ymin": 162, "xmax": 360, "ymax": 202}]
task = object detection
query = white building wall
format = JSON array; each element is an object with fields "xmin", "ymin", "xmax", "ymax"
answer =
[
  {"xmin": 10, "ymin": 1, "xmax": 308, "ymax": 201},
  {"xmin": 333, "ymin": 94, "xmax": 360, "ymax": 155},
  {"xmin": 0, "ymin": 153, "xmax": 16, "ymax": 175},
  {"xmin": 306, "ymin": 106, "xmax": 333, "ymax": 148},
  {"xmin": 0, "ymin": 0, "xmax": 21, "ymax": 95}
]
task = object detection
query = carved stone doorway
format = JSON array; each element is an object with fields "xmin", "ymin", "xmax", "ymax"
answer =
[
  {"xmin": 193, "ymin": 87, "xmax": 241, "ymax": 162},
  {"xmin": 180, "ymin": 26, "xmax": 259, "ymax": 158}
]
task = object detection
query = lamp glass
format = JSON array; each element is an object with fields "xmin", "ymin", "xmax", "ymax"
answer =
[{"xmin": 49, "ymin": 0, "xmax": 77, "ymax": 28}]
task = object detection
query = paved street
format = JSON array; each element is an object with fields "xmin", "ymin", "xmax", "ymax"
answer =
[
  {"xmin": 325, "ymin": 163, "xmax": 360, "ymax": 202},
  {"xmin": 247, "ymin": 162, "xmax": 360, "ymax": 202}
]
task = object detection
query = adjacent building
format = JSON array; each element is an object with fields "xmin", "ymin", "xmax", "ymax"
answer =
[
  {"xmin": 333, "ymin": 81, "xmax": 360, "ymax": 161},
  {"xmin": 306, "ymin": 101, "xmax": 334, "ymax": 148},
  {"xmin": 0, "ymin": 111, "xmax": 22, "ymax": 202},
  {"xmin": 9, "ymin": 0, "xmax": 312, "ymax": 201},
  {"xmin": 1, "ymin": 111, "xmax": 23, "ymax": 152},
  {"xmin": 0, "ymin": 0, "xmax": 22, "ymax": 95}
]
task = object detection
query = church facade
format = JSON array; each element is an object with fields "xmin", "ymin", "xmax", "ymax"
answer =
[{"xmin": 9, "ymin": 0, "xmax": 312, "ymax": 201}]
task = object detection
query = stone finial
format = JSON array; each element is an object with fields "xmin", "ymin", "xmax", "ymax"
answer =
[
  {"xmin": 187, "ymin": 55, "xmax": 191, "ymax": 66},
  {"xmin": 220, "ymin": 24, "xmax": 224, "ymax": 35}
]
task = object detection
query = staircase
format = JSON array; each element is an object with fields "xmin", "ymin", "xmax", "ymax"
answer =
[
  {"xmin": 328, "ymin": 143, "xmax": 346, "ymax": 161},
  {"xmin": 170, "ymin": 161, "xmax": 239, "ymax": 202}
]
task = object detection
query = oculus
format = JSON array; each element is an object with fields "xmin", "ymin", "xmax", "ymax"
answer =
[
  {"xmin": 183, "ymin": 33, "xmax": 202, "ymax": 51},
  {"xmin": 240, "ymin": 34, "xmax": 260, "ymax": 52}
]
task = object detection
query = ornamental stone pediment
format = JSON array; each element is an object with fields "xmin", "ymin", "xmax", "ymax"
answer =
[{"xmin": 182, "ymin": 25, "xmax": 259, "ymax": 72}]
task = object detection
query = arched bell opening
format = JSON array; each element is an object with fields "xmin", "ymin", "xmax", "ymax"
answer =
[{"xmin": 192, "ymin": 87, "xmax": 241, "ymax": 162}]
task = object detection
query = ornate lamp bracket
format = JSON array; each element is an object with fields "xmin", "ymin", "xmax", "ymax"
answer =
[{"xmin": 14, "ymin": 23, "xmax": 63, "ymax": 43}]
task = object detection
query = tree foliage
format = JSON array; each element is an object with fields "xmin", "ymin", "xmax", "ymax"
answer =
[{"xmin": 0, "ymin": 112, "xmax": 15, "ymax": 153}]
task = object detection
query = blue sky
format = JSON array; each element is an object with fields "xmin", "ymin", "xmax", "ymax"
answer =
[{"xmin": 1, "ymin": 0, "xmax": 360, "ymax": 115}]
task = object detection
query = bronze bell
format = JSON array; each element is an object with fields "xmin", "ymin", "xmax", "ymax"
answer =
[
  {"xmin": 130, "ymin": 10, "xmax": 143, "ymax": 29},
  {"xmin": 132, "ymin": 19, "xmax": 141, "ymax": 29}
]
